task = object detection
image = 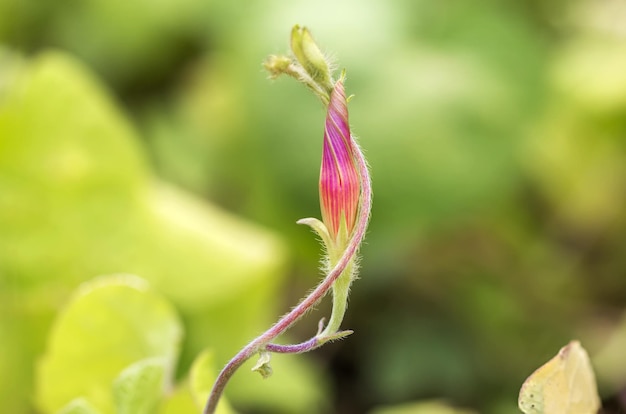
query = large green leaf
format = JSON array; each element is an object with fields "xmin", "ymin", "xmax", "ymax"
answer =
[
  {"xmin": 0, "ymin": 50, "xmax": 327, "ymax": 414},
  {"xmin": 36, "ymin": 275, "xmax": 182, "ymax": 414}
]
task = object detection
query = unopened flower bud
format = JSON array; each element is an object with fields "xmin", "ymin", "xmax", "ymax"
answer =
[
  {"xmin": 263, "ymin": 55, "xmax": 294, "ymax": 78},
  {"xmin": 319, "ymin": 79, "xmax": 360, "ymax": 243},
  {"xmin": 290, "ymin": 25, "xmax": 332, "ymax": 92}
]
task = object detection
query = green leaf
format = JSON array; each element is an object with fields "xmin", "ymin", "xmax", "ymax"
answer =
[
  {"xmin": 36, "ymin": 275, "xmax": 182, "ymax": 414},
  {"xmin": 160, "ymin": 349, "xmax": 235, "ymax": 414},
  {"xmin": 189, "ymin": 350, "xmax": 235, "ymax": 414},
  {"xmin": 113, "ymin": 358, "xmax": 166, "ymax": 414},
  {"xmin": 57, "ymin": 398, "xmax": 102, "ymax": 414},
  {"xmin": 159, "ymin": 384, "xmax": 198, "ymax": 414}
]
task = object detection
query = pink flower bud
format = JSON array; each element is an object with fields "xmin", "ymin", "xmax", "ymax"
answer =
[{"xmin": 319, "ymin": 79, "xmax": 361, "ymax": 242}]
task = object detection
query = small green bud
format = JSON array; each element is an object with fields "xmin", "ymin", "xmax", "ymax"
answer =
[
  {"xmin": 290, "ymin": 25, "xmax": 332, "ymax": 91},
  {"xmin": 263, "ymin": 55, "xmax": 294, "ymax": 78}
]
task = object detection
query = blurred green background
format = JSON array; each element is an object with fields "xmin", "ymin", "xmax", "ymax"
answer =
[{"xmin": 2, "ymin": 0, "xmax": 626, "ymax": 413}]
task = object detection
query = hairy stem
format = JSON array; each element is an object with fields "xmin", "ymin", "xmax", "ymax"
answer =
[{"xmin": 203, "ymin": 140, "xmax": 371, "ymax": 414}]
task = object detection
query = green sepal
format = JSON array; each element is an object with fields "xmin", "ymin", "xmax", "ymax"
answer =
[{"xmin": 297, "ymin": 217, "xmax": 332, "ymax": 252}]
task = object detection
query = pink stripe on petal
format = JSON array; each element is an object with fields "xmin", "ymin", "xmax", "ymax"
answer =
[{"xmin": 319, "ymin": 80, "xmax": 361, "ymax": 240}]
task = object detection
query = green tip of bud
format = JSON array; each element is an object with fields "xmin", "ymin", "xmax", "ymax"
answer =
[{"xmin": 290, "ymin": 25, "xmax": 333, "ymax": 92}]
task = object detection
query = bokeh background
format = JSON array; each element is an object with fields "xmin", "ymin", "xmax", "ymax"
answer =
[{"xmin": 2, "ymin": 0, "xmax": 626, "ymax": 413}]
